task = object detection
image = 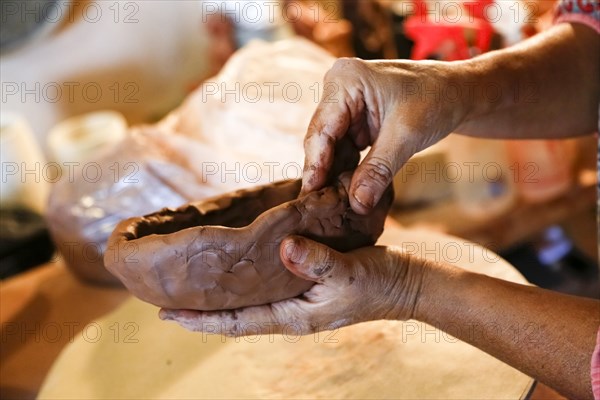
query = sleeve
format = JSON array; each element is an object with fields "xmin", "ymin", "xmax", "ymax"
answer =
[
  {"xmin": 554, "ymin": 0, "xmax": 600, "ymax": 34},
  {"xmin": 592, "ymin": 327, "xmax": 600, "ymax": 400}
]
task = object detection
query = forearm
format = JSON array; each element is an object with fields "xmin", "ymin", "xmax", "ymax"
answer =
[
  {"xmin": 454, "ymin": 22, "xmax": 599, "ymax": 139},
  {"xmin": 414, "ymin": 262, "xmax": 600, "ymax": 399}
]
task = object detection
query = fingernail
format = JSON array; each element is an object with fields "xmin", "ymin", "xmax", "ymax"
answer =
[
  {"xmin": 284, "ymin": 238, "xmax": 307, "ymax": 264},
  {"xmin": 159, "ymin": 309, "xmax": 173, "ymax": 321},
  {"xmin": 353, "ymin": 185, "xmax": 374, "ymax": 209}
]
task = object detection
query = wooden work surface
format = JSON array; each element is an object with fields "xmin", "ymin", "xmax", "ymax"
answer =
[
  {"xmin": 34, "ymin": 228, "xmax": 533, "ymax": 400},
  {"xmin": 0, "ymin": 260, "xmax": 129, "ymax": 399},
  {"xmin": 1, "ymin": 226, "xmax": 532, "ymax": 400}
]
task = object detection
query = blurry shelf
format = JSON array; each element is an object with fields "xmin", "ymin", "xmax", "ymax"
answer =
[{"xmin": 390, "ymin": 179, "xmax": 596, "ymax": 253}]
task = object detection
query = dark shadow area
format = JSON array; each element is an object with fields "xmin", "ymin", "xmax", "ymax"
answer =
[{"xmin": 501, "ymin": 208, "xmax": 599, "ymax": 299}]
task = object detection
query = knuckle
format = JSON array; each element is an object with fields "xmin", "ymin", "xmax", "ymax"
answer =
[
  {"xmin": 306, "ymin": 113, "xmax": 336, "ymax": 143},
  {"xmin": 318, "ymin": 247, "xmax": 336, "ymax": 267},
  {"xmin": 326, "ymin": 58, "xmax": 365, "ymax": 83},
  {"xmin": 303, "ymin": 128, "xmax": 315, "ymax": 145},
  {"xmin": 313, "ymin": 250, "xmax": 347, "ymax": 282},
  {"xmin": 363, "ymin": 157, "xmax": 394, "ymax": 186},
  {"xmin": 312, "ymin": 262, "xmax": 334, "ymax": 280},
  {"xmin": 331, "ymin": 57, "xmax": 364, "ymax": 72},
  {"xmin": 319, "ymin": 129, "xmax": 337, "ymax": 146}
]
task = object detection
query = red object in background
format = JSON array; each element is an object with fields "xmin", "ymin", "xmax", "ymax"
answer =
[
  {"xmin": 404, "ymin": 0, "xmax": 494, "ymax": 61},
  {"xmin": 463, "ymin": 0, "xmax": 493, "ymax": 19}
]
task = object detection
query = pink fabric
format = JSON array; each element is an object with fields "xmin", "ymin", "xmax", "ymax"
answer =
[
  {"xmin": 554, "ymin": 0, "xmax": 600, "ymax": 33},
  {"xmin": 593, "ymin": 328, "xmax": 600, "ymax": 400},
  {"xmin": 556, "ymin": 12, "xmax": 600, "ymax": 33},
  {"xmin": 552, "ymin": 2, "xmax": 600, "ymax": 398}
]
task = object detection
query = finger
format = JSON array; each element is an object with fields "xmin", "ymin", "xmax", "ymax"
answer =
[
  {"xmin": 301, "ymin": 100, "xmax": 350, "ymax": 196},
  {"xmin": 280, "ymin": 235, "xmax": 350, "ymax": 285},
  {"xmin": 159, "ymin": 298, "xmax": 315, "ymax": 337},
  {"xmin": 348, "ymin": 115, "xmax": 410, "ymax": 214}
]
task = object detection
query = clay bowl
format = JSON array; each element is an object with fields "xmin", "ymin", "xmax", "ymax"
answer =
[{"xmin": 104, "ymin": 175, "xmax": 393, "ymax": 311}]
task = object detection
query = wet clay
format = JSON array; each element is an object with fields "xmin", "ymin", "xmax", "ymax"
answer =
[{"xmin": 104, "ymin": 173, "xmax": 393, "ymax": 310}]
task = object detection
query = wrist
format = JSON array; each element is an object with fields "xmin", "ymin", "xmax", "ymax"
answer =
[
  {"xmin": 411, "ymin": 259, "xmax": 471, "ymax": 324},
  {"xmin": 446, "ymin": 60, "xmax": 491, "ymax": 128},
  {"xmin": 452, "ymin": 53, "xmax": 518, "ymax": 129},
  {"xmin": 380, "ymin": 248, "xmax": 430, "ymax": 321}
]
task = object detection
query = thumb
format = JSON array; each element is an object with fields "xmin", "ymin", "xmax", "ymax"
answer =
[
  {"xmin": 280, "ymin": 236, "xmax": 347, "ymax": 285},
  {"xmin": 349, "ymin": 117, "xmax": 411, "ymax": 215}
]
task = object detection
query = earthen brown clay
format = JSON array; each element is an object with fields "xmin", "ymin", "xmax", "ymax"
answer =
[{"xmin": 104, "ymin": 173, "xmax": 393, "ymax": 311}]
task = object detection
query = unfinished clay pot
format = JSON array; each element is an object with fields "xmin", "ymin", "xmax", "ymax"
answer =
[{"xmin": 105, "ymin": 173, "xmax": 393, "ymax": 311}]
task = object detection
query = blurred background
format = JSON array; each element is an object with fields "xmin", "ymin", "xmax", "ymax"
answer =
[{"xmin": 1, "ymin": 1, "xmax": 597, "ymax": 398}]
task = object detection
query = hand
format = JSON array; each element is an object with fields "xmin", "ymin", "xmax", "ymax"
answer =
[
  {"xmin": 302, "ymin": 58, "xmax": 467, "ymax": 214},
  {"xmin": 158, "ymin": 235, "xmax": 427, "ymax": 336}
]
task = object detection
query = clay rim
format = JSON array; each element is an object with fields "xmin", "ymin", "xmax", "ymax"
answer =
[{"xmin": 118, "ymin": 179, "xmax": 302, "ymax": 242}]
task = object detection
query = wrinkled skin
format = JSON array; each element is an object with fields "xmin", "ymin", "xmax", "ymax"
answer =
[
  {"xmin": 159, "ymin": 236, "xmax": 427, "ymax": 336},
  {"xmin": 104, "ymin": 173, "xmax": 393, "ymax": 311},
  {"xmin": 300, "ymin": 58, "xmax": 467, "ymax": 215}
]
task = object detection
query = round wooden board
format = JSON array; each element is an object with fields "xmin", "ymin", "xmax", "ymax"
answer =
[{"xmin": 39, "ymin": 227, "xmax": 533, "ymax": 399}]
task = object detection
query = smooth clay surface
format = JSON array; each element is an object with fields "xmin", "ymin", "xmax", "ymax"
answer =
[{"xmin": 105, "ymin": 174, "xmax": 393, "ymax": 310}]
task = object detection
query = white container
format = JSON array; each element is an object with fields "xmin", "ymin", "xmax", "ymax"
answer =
[
  {"xmin": 47, "ymin": 110, "xmax": 127, "ymax": 165},
  {"xmin": 0, "ymin": 112, "xmax": 50, "ymax": 213}
]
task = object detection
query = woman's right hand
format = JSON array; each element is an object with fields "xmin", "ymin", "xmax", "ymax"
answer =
[
  {"xmin": 159, "ymin": 235, "xmax": 431, "ymax": 336},
  {"xmin": 302, "ymin": 58, "xmax": 470, "ymax": 214}
]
